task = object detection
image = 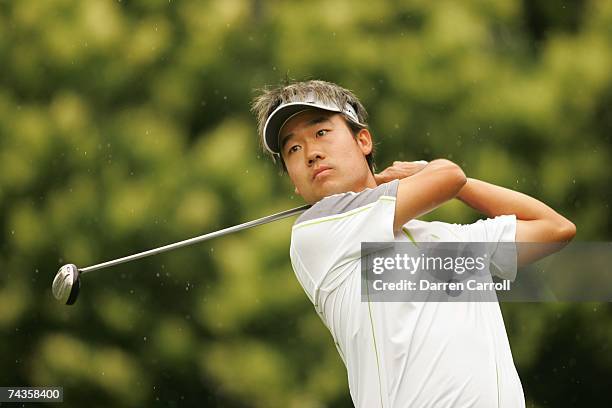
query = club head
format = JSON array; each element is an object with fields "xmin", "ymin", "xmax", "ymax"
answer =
[{"xmin": 52, "ymin": 264, "xmax": 81, "ymax": 305}]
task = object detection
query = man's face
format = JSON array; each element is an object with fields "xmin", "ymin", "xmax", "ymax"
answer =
[{"xmin": 279, "ymin": 109, "xmax": 374, "ymax": 204}]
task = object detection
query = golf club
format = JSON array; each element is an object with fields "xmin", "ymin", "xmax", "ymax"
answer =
[{"xmin": 52, "ymin": 204, "xmax": 311, "ymax": 305}]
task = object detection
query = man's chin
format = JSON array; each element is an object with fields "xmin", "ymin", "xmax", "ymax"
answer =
[{"xmin": 308, "ymin": 181, "xmax": 346, "ymax": 202}]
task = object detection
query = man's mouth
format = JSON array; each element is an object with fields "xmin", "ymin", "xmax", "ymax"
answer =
[{"xmin": 312, "ymin": 165, "xmax": 333, "ymax": 180}]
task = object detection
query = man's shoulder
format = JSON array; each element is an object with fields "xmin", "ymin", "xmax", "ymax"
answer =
[{"xmin": 294, "ymin": 180, "xmax": 399, "ymax": 226}]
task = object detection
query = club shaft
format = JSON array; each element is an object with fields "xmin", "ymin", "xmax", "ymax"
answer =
[{"xmin": 80, "ymin": 204, "xmax": 311, "ymax": 274}]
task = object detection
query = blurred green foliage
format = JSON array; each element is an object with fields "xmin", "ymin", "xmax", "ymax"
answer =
[{"xmin": 0, "ymin": 0, "xmax": 611, "ymax": 407}]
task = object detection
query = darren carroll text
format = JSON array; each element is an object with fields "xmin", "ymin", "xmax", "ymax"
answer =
[{"xmin": 372, "ymin": 279, "xmax": 512, "ymax": 291}]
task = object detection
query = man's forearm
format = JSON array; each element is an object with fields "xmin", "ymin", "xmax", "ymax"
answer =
[
  {"xmin": 457, "ymin": 177, "xmax": 571, "ymax": 222},
  {"xmin": 418, "ymin": 168, "xmax": 577, "ymax": 292}
]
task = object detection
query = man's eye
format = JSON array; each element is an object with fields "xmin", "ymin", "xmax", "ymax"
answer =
[
  {"xmin": 316, "ymin": 129, "xmax": 328, "ymax": 137},
  {"xmin": 288, "ymin": 145, "xmax": 301, "ymax": 154}
]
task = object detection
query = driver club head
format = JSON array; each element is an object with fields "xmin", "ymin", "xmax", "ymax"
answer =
[{"xmin": 52, "ymin": 264, "xmax": 81, "ymax": 305}]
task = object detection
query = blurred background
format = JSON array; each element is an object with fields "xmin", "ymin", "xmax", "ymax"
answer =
[{"xmin": 0, "ymin": 0, "xmax": 611, "ymax": 406}]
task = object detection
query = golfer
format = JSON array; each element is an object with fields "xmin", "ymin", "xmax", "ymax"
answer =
[{"xmin": 252, "ymin": 80, "xmax": 576, "ymax": 407}]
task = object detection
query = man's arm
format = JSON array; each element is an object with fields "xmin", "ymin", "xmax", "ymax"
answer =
[
  {"xmin": 393, "ymin": 159, "xmax": 467, "ymax": 232},
  {"xmin": 456, "ymin": 178, "xmax": 576, "ymax": 266}
]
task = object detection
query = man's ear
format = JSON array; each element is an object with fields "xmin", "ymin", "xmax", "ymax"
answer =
[{"xmin": 356, "ymin": 128, "xmax": 373, "ymax": 156}]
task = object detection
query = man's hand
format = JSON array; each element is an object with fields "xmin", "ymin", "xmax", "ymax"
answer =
[{"xmin": 374, "ymin": 160, "xmax": 428, "ymax": 185}]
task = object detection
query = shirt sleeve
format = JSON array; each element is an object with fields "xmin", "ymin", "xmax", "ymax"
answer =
[
  {"xmin": 471, "ymin": 214, "xmax": 518, "ymax": 280},
  {"xmin": 289, "ymin": 180, "xmax": 399, "ymax": 305}
]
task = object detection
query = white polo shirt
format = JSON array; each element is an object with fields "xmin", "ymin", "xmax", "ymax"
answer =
[{"xmin": 289, "ymin": 179, "xmax": 525, "ymax": 408}]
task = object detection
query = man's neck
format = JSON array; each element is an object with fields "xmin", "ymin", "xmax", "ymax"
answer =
[{"xmin": 353, "ymin": 172, "xmax": 378, "ymax": 193}]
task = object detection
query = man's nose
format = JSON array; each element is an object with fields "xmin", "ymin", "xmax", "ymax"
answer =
[{"xmin": 305, "ymin": 144, "xmax": 324, "ymax": 166}]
